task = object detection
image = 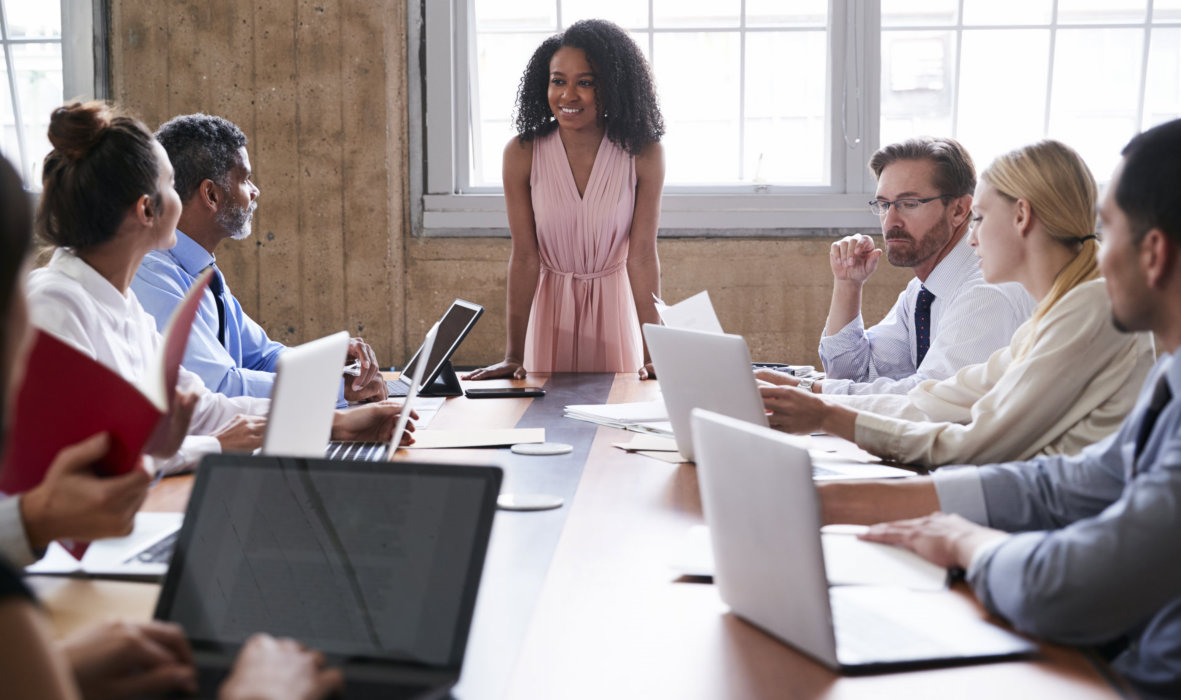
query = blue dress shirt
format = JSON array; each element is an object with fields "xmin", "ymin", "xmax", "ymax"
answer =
[
  {"xmin": 934, "ymin": 353, "xmax": 1181, "ymax": 699},
  {"xmin": 132, "ymin": 230, "xmax": 288, "ymax": 399}
]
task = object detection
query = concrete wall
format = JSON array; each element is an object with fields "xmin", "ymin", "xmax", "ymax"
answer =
[{"xmin": 109, "ymin": 0, "xmax": 911, "ymax": 369}]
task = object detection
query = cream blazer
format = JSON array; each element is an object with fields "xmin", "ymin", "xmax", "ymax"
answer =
[{"xmin": 829, "ymin": 279, "xmax": 1156, "ymax": 467}]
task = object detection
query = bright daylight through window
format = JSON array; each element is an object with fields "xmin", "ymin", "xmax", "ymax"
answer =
[{"xmin": 0, "ymin": 0, "xmax": 63, "ymax": 190}]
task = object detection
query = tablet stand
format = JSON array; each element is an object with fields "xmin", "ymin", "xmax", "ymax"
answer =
[{"xmin": 419, "ymin": 360, "xmax": 464, "ymax": 397}]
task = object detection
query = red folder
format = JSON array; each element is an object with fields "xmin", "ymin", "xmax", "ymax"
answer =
[{"xmin": 0, "ymin": 268, "xmax": 213, "ymax": 558}]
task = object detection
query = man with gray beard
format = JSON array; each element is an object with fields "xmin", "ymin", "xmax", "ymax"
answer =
[{"xmin": 132, "ymin": 114, "xmax": 388, "ymax": 404}]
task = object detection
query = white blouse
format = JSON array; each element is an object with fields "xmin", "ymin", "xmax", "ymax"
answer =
[
  {"xmin": 827, "ymin": 279, "xmax": 1156, "ymax": 467},
  {"xmin": 26, "ymin": 248, "xmax": 269, "ymax": 474}
]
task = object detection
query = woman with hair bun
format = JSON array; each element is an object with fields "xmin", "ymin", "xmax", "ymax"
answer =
[
  {"xmin": 465, "ymin": 19, "xmax": 665, "ymax": 380},
  {"xmin": 761, "ymin": 140, "xmax": 1157, "ymax": 468},
  {"xmin": 28, "ymin": 102, "xmax": 406, "ymax": 474}
]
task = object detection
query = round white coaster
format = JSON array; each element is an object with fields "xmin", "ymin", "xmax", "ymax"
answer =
[
  {"xmin": 497, "ymin": 494, "xmax": 565, "ymax": 511},
  {"xmin": 510, "ymin": 442, "xmax": 574, "ymax": 456}
]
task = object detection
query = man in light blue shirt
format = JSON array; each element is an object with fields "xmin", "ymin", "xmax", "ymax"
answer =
[
  {"xmin": 132, "ymin": 114, "xmax": 387, "ymax": 404},
  {"xmin": 820, "ymin": 119, "xmax": 1181, "ymax": 699},
  {"xmin": 759, "ymin": 137, "xmax": 1035, "ymax": 396}
]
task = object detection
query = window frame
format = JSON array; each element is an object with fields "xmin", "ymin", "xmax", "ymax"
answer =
[
  {"xmin": 408, "ymin": 0, "xmax": 1181, "ymax": 238},
  {"xmin": 0, "ymin": 0, "xmax": 104, "ymax": 188},
  {"xmin": 409, "ymin": 0, "xmax": 882, "ymax": 236}
]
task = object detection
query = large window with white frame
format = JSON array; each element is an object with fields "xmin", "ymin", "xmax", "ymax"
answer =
[
  {"xmin": 0, "ymin": 0, "xmax": 99, "ymax": 190},
  {"xmin": 411, "ymin": 0, "xmax": 1181, "ymax": 234}
]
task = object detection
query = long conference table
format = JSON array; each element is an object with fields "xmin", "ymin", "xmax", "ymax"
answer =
[{"xmin": 27, "ymin": 373, "xmax": 1127, "ymax": 699}]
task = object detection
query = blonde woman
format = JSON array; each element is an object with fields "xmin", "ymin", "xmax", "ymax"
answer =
[{"xmin": 761, "ymin": 140, "xmax": 1156, "ymax": 467}]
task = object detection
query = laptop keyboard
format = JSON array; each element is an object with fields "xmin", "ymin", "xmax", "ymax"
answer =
[
  {"xmin": 126, "ymin": 531, "xmax": 179, "ymax": 565},
  {"xmin": 831, "ymin": 594, "xmax": 954, "ymax": 663},
  {"xmin": 325, "ymin": 441, "xmax": 389, "ymax": 462},
  {"xmin": 386, "ymin": 379, "xmax": 409, "ymax": 397}
]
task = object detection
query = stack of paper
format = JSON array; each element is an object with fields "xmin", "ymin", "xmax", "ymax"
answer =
[{"xmin": 563, "ymin": 400, "xmax": 673, "ymax": 435}]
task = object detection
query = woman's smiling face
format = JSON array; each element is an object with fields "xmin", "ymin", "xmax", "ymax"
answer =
[{"xmin": 548, "ymin": 46, "xmax": 599, "ymax": 130}]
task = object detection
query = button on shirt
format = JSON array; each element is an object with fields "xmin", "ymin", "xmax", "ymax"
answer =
[
  {"xmin": 132, "ymin": 231, "xmax": 291, "ymax": 400},
  {"xmin": 934, "ymin": 354, "xmax": 1181, "ymax": 699},
  {"xmin": 819, "ymin": 233, "xmax": 1036, "ymax": 395}
]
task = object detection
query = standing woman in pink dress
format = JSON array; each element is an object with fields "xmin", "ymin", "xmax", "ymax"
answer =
[{"xmin": 465, "ymin": 19, "xmax": 665, "ymax": 380}]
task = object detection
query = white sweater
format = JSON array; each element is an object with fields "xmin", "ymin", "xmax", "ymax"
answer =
[{"xmin": 827, "ymin": 279, "xmax": 1156, "ymax": 467}]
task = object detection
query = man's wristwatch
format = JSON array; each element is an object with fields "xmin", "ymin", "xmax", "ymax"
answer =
[{"xmin": 797, "ymin": 377, "xmax": 817, "ymax": 393}]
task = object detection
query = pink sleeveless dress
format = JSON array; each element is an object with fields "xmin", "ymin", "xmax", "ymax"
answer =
[{"xmin": 524, "ymin": 129, "xmax": 643, "ymax": 372}]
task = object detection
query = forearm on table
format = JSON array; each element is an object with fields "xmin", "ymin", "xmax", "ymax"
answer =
[{"xmin": 818, "ymin": 478, "xmax": 940, "ymax": 525}]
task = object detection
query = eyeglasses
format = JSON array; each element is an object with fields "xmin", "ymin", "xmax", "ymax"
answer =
[{"xmin": 868, "ymin": 195, "xmax": 952, "ymax": 217}]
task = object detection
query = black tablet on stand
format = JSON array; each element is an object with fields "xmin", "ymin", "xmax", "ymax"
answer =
[{"xmin": 386, "ymin": 299, "xmax": 484, "ymax": 398}]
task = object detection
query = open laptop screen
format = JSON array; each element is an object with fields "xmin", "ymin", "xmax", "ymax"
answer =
[
  {"xmin": 399, "ymin": 299, "xmax": 483, "ymax": 390},
  {"xmin": 155, "ymin": 457, "xmax": 501, "ymax": 669}
]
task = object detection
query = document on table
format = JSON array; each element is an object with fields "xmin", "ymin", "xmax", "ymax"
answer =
[
  {"xmin": 613, "ymin": 434, "xmax": 689, "ymax": 463},
  {"xmin": 564, "ymin": 400, "xmax": 670, "ymax": 432},
  {"xmin": 670, "ymin": 524, "xmax": 948, "ymax": 590},
  {"xmin": 653, "ymin": 290, "xmax": 725, "ymax": 334},
  {"xmin": 405, "ymin": 427, "xmax": 544, "ymax": 449}
]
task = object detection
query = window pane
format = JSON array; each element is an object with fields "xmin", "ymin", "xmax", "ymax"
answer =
[
  {"xmin": 561, "ymin": 0, "xmax": 648, "ymax": 28},
  {"xmin": 1144, "ymin": 28, "xmax": 1181, "ymax": 131},
  {"xmin": 882, "ymin": 0, "xmax": 958, "ymax": 27},
  {"xmin": 880, "ymin": 31, "xmax": 954, "ymax": 147},
  {"xmin": 1156, "ymin": 0, "xmax": 1181, "ymax": 20},
  {"xmin": 957, "ymin": 30, "xmax": 1050, "ymax": 171},
  {"xmin": 653, "ymin": 0, "xmax": 740, "ymax": 29},
  {"xmin": 2, "ymin": 1, "xmax": 61, "ymax": 39},
  {"xmin": 745, "ymin": 0, "xmax": 827, "ymax": 28},
  {"xmin": 744, "ymin": 31, "xmax": 827, "ymax": 184},
  {"xmin": 473, "ymin": 0, "xmax": 557, "ymax": 31},
  {"xmin": 1049, "ymin": 28, "xmax": 1142, "ymax": 181},
  {"xmin": 652, "ymin": 32, "xmax": 740, "ymax": 183},
  {"xmin": 470, "ymin": 32, "xmax": 552, "ymax": 186},
  {"xmin": 962, "ymin": 0, "xmax": 1052, "ymax": 25},
  {"xmin": 11, "ymin": 43, "xmax": 61, "ymax": 188},
  {"xmin": 1056, "ymin": 0, "xmax": 1147, "ymax": 23}
]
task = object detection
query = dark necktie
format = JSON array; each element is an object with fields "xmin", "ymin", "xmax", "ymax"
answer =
[
  {"xmin": 206, "ymin": 265, "xmax": 228, "ymax": 347},
  {"xmin": 1134, "ymin": 375, "xmax": 1172, "ymax": 464},
  {"xmin": 914, "ymin": 286, "xmax": 935, "ymax": 368}
]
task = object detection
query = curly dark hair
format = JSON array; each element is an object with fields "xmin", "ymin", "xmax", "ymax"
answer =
[
  {"xmin": 514, "ymin": 19, "xmax": 663, "ymax": 156},
  {"xmin": 155, "ymin": 113, "xmax": 248, "ymax": 204}
]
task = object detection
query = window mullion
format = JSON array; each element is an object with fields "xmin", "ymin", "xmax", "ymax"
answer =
[
  {"xmin": 738, "ymin": 0, "xmax": 746, "ymax": 181},
  {"xmin": 0, "ymin": 1, "xmax": 30, "ymax": 180},
  {"xmin": 1042, "ymin": 0, "xmax": 1059, "ymax": 138},
  {"xmin": 1137, "ymin": 0, "xmax": 1155, "ymax": 130}
]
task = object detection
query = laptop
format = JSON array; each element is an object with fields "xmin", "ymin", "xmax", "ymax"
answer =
[
  {"xmin": 644, "ymin": 324, "xmax": 768, "ymax": 462},
  {"xmin": 155, "ymin": 454, "xmax": 502, "ymax": 699},
  {"xmin": 325, "ymin": 323, "xmax": 438, "ymax": 461},
  {"xmin": 263, "ymin": 326, "xmax": 435, "ymax": 462},
  {"xmin": 644, "ymin": 324, "xmax": 912, "ymax": 479},
  {"xmin": 386, "ymin": 299, "xmax": 483, "ymax": 398},
  {"xmin": 691, "ymin": 408, "xmax": 1036, "ymax": 672},
  {"xmin": 24, "ymin": 511, "xmax": 182, "ymax": 580}
]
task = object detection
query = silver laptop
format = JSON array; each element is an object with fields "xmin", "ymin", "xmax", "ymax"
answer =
[
  {"xmin": 155, "ymin": 454, "xmax": 503, "ymax": 699},
  {"xmin": 645, "ymin": 324, "xmax": 912, "ymax": 480},
  {"xmin": 265, "ymin": 327, "xmax": 435, "ymax": 462},
  {"xmin": 644, "ymin": 324, "xmax": 769, "ymax": 461},
  {"xmin": 691, "ymin": 408, "xmax": 1036, "ymax": 672},
  {"xmin": 24, "ymin": 511, "xmax": 181, "ymax": 580}
]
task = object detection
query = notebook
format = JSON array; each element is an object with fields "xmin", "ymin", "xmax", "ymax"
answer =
[
  {"xmin": 154, "ymin": 454, "xmax": 502, "ymax": 699},
  {"xmin": 691, "ymin": 408, "xmax": 1036, "ymax": 672}
]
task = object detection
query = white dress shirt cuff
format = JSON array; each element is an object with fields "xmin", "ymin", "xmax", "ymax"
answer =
[
  {"xmin": 820, "ymin": 377, "xmax": 853, "ymax": 395},
  {"xmin": 933, "ymin": 467, "xmax": 990, "ymax": 525},
  {"xmin": 0, "ymin": 495, "xmax": 41, "ymax": 567},
  {"xmin": 150, "ymin": 435, "xmax": 223, "ymax": 477}
]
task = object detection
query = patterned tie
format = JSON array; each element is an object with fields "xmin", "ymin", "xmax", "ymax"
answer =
[
  {"xmin": 914, "ymin": 286, "xmax": 935, "ymax": 368},
  {"xmin": 206, "ymin": 265, "xmax": 228, "ymax": 347},
  {"xmin": 1134, "ymin": 374, "xmax": 1172, "ymax": 465}
]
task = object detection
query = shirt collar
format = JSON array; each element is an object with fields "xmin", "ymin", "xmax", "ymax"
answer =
[
  {"xmin": 921, "ymin": 232, "xmax": 977, "ymax": 299},
  {"xmin": 1163, "ymin": 352, "xmax": 1181, "ymax": 398},
  {"xmin": 167, "ymin": 229, "xmax": 216, "ymax": 276},
  {"xmin": 48, "ymin": 247, "xmax": 137, "ymax": 315}
]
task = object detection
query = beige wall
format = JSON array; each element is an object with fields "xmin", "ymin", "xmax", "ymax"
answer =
[{"xmin": 110, "ymin": 0, "xmax": 910, "ymax": 369}]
